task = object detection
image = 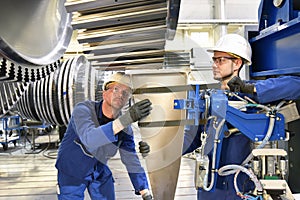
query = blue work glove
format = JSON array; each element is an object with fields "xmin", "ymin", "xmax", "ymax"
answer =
[
  {"xmin": 139, "ymin": 141, "xmax": 150, "ymax": 157},
  {"xmin": 227, "ymin": 76, "xmax": 255, "ymax": 94},
  {"xmin": 118, "ymin": 99, "xmax": 152, "ymax": 127}
]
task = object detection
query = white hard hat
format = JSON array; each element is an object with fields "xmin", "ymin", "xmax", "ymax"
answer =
[
  {"xmin": 102, "ymin": 72, "xmax": 132, "ymax": 90},
  {"xmin": 207, "ymin": 34, "xmax": 252, "ymax": 65}
]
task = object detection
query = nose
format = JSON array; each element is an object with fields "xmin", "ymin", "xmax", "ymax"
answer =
[
  {"xmin": 118, "ymin": 90, "xmax": 130, "ymax": 99},
  {"xmin": 115, "ymin": 91, "xmax": 125, "ymax": 99},
  {"xmin": 212, "ymin": 63, "xmax": 218, "ymax": 69},
  {"xmin": 210, "ymin": 60, "xmax": 217, "ymax": 66}
]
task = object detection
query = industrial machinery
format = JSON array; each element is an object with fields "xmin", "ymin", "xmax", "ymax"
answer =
[
  {"xmin": 131, "ymin": 69, "xmax": 190, "ymax": 200},
  {"xmin": 0, "ymin": 115, "xmax": 22, "ymax": 150},
  {"xmin": 16, "ymin": 55, "xmax": 94, "ymax": 126},
  {"xmin": 64, "ymin": 0, "xmax": 181, "ymax": 70},
  {"xmin": 0, "ymin": 0, "xmax": 299, "ymax": 199},
  {"xmin": 0, "ymin": 0, "xmax": 73, "ymax": 117},
  {"xmin": 249, "ymin": 0, "xmax": 300, "ymax": 195},
  {"xmin": 173, "ymin": 0, "xmax": 300, "ymax": 199},
  {"xmin": 1, "ymin": 0, "xmax": 182, "ymax": 122},
  {"xmin": 175, "ymin": 88, "xmax": 297, "ymax": 200}
]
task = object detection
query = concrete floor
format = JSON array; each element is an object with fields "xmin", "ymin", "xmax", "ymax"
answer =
[
  {"xmin": 1, "ymin": 131, "xmax": 300, "ymax": 200},
  {"xmin": 0, "ymin": 132, "xmax": 197, "ymax": 200}
]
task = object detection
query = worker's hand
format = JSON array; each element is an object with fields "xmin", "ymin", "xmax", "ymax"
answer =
[
  {"xmin": 142, "ymin": 192, "xmax": 153, "ymax": 200},
  {"xmin": 118, "ymin": 99, "xmax": 152, "ymax": 127},
  {"xmin": 140, "ymin": 189, "xmax": 153, "ymax": 200},
  {"xmin": 227, "ymin": 76, "xmax": 255, "ymax": 94},
  {"xmin": 129, "ymin": 99, "xmax": 152, "ymax": 122},
  {"xmin": 139, "ymin": 141, "xmax": 150, "ymax": 157}
]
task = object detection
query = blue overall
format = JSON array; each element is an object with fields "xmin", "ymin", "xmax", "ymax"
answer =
[
  {"xmin": 55, "ymin": 100, "xmax": 149, "ymax": 200},
  {"xmin": 254, "ymin": 76, "xmax": 300, "ymax": 104},
  {"xmin": 183, "ymin": 76, "xmax": 300, "ymax": 200}
]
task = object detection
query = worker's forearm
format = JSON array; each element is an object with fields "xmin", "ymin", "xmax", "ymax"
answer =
[
  {"xmin": 140, "ymin": 189, "xmax": 153, "ymax": 199},
  {"xmin": 112, "ymin": 118, "xmax": 125, "ymax": 134},
  {"xmin": 255, "ymin": 76, "xmax": 300, "ymax": 104},
  {"xmin": 139, "ymin": 189, "xmax": 149, "ymax": 195}
]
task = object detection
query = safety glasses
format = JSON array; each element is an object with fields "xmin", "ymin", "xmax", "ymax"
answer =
[
  {"xmin": 212, "ymin": 56, "xmax": 236, "ymax": 65},
  {"xmin": 107, "ymin": 86, "xmax": 132, "ymax": 98}
]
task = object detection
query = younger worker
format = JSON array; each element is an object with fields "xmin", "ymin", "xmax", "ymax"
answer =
[
  {"xmin": 183, "ymin": 34, "xmax": 300, "ymax": 200},
  {"xmin": 209, "ymin": 34, "xmax": 300, "ymax": 104},
  {"xmin": 55, "ymin": 72, "xmax": 153, "ymax": 200}
]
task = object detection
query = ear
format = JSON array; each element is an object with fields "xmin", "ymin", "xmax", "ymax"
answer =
[
  {"xmin": 102, "ymin": 90, "xmax": 108, "ymax": 99},
  {"xmin": 233, "ymin": 58, "xmax": 243, "ymax": 71}
]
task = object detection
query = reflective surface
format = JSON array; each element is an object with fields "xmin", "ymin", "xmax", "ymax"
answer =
[
  {"xmin": 0, "ymin": 0, "xmax": 72, "ymax": 65},
  {"xmin": 65, "ymin": 0, "xmax": 180, "ymax": 70},
  {"xmin": 131, "ymin": 70, "xmax": 188, "ymax": 200},
  {"xmin": 17, "ymin": 55, "xmax": 93, "ymax": 126}
]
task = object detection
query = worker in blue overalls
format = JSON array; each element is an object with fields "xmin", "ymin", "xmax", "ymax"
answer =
[
  {"xmin": 183, "ymin": 34, "xmax": 300, "ymax": 200},
  {"xmin": 55, "ymin": 72, "xmax": 153, "ymax": 200}
]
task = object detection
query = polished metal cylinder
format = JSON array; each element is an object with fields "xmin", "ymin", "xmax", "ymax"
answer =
[{"xmin": 130, "ymin": 69, "xmax": 188, "ymax": 200}]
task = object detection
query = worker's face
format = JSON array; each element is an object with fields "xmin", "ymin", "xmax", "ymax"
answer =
[
  {"xmin": 103, "ymin": 82, "xmax": 132, "ymax": 110},
  {"xmin": 212, "ymin": 51, "xmax": 240, "ymax": 81}
]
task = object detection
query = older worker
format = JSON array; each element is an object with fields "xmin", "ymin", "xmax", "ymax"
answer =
[{"xmin": 56, "ymin": 72, "xmax": 153, "ymax": 200}]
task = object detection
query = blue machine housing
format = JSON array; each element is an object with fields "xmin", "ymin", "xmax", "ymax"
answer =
[
  {"xmin": 249, "ymin": 0, "xmax": 300, "ymax": 77},
  {"xmin": 207, "ymin": 90, "xmax": 286, "ymax": 142},
  {"xmin": 257, "ymin": 0, "xmax": 300, "ymax": 30},
  {"xmin": 250, "ymin": 0, "xmax": 300, "ymax": 192},
  {"xmin": 226, "ymin": 106, "xmax": 285, "ymax": 142},
  {"xmin": 175, "ymin": 88, "xmax": 287, "ymax": 195},
  {"xmin": 175, "ymin": 89, "xmax": 286, "ymax": 142}
]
